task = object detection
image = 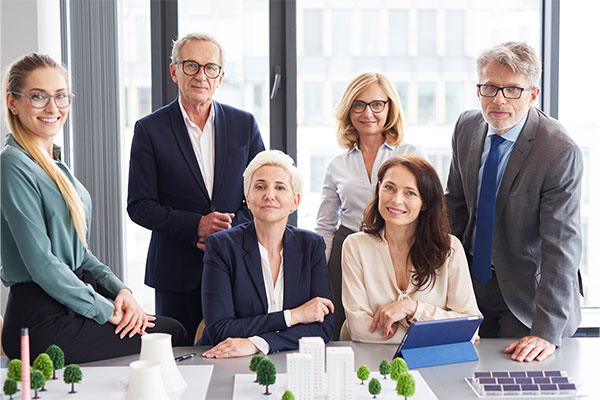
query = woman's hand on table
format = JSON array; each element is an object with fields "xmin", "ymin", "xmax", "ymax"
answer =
[
  {"xmin": 202, "ymin": 338, "xmax": 259, "ymax": 359},
  {"xmin": 369, "ymin": 299, "xmax": 418, "ymax": 337}
]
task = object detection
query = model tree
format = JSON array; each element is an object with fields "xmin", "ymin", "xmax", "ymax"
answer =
[
  {"xmin": 6, "ymin": 359, "xmax": 22, "ymax": 382},
  {"xmin": 281, "ymin": 389, "xmax": 295, "ymax": 400},
  {"xmin": 3, "ymin": 378, "xmax": 17, "ymax": 400},
  {"xmin": 396, "ymin": 372, "xmax": 416, "ymax": 400},
  {"xmin": 390, "ymin": 357, "xmax": 408, "ymax": 381},
  {"xmin": 256, "ymin": 357, "xmax": 276, "ymax": 395},
  {"xmin": 249, "ymin": 353, "xmax": 266, "ymax": 383},
  {"xmin": 33, "ymin": 353, "xmax": 54, "ymax": 390},
  {"xmin": 368, "ymin": 378, "xmax": 382, "ymax": 398},
  {"xmin": 378, "ymin": 359, "xmax": 391, "ymax": 379},
  {"xmin": 31, "ymin": 370, "xmax": 45, "ymax": 400},
  {"xmin": 64, "ymin": 364, "xmax": 83, "ymax": 394},
  {"xmin": 357, "ymin": 365, "xmax": 370, "ymax": 384},
  {"xmin": 46, "ymin": 344, "xmax": 65, "ymax": 379}
]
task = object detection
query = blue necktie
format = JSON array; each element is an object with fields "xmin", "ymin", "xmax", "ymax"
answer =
[{"xmin": 472, "ymin": 134, "xmax": 505, "ymax": 285}]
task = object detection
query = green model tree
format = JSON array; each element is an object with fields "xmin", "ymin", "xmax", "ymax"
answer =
[
  {"xmin": 46, "ymin": 344, "xmax": 65, "ymax": 379},
  {"xmin": 281, "ymin": 389, "xmax": 295, "ymax": 400},
  {"xmin": 368, "ymin": 378, "xmax": 382, "ymax": 398},
  {"xmin": 378, "ymin": 359, "xmax": 391, "ymax": 379},
  {"xmin": 249, "ymin": 353, "xmax": 266, "ymax": 383},
  {"xmin": 3, "ymin": 378, "xmax": 17, "ymax": 400},
  {"xmin": 31, "ymin": 370, "xmax": 45, "ymax": 400},
  {"xmin": 33, "ymin": 353, "xmax": 54, "ymax": 390},
  {"xmin": 256, "ymin": 357, "xmax": 276, "ymax": 395},
  {"xmin": 357, "ymin": 365, "xmax": 370, "ymax": 384},
  {"xmin": 64, "ymin": 364, "xmax": 83, "ymax": 394},
  {"xmin": 396, "ymin": 372, "xmax": 416, "ymax": 399},
  {"xmin": 6, "ymin": 359, "xmax": 22, "ymax": 382},
  {"xmin": 390, "ymin": 357, "xmax": 408, "ymax": 381}
]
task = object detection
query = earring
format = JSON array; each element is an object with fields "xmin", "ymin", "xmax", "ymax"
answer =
[{"xmin": 10, "ymin": 109, "xmax": 17, "ymax": 115}]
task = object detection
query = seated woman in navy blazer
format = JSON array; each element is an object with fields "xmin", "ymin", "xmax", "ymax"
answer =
[{"xmin": 200, "ymin": 150, "xmax": 335, "ymax": 358}]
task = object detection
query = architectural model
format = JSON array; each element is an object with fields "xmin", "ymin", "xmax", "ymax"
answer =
[
  {"xmin": 286, "ymin": 353, "xmax": 314, "ymax": 400},
  {"xmin": 326, "ymin": 347, "xmax": 355, "ymax": 400},
  {"xmin": 299, "ymin": 337, "xmax": 325, "ymax": 393}
]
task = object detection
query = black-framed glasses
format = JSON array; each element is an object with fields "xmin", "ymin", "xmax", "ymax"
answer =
[
  {"xmin": 174, "ymin": 60, "xmax": 222, "ymax": 79},
  {"xmin": 476, "ymin": 84, "xmax": 533, "ymax": 100},
  {"xmin": 350, "ymin": 100, "xmax": 388, "ymax": 113},
  {"xmin": 11, "ymin": 91, "xmax": 74, "ymax": 109}
]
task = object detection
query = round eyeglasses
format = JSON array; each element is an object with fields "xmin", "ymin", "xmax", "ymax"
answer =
[
  {"xmin": 350, "ymin": 100, "xmax": 388, "ymax": 113},
  {"xmin": 476, "ymin": 84, "xmax": 533, "ymax": 100},
  {"xmin": 174, "ymin": 60, "xmax": 222, "ymax": 79},
  {"xmin": 11, "ymin": 91, "xmax": 74, "ymax": 109}
]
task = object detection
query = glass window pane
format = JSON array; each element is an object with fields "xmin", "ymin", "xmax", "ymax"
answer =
[
  {"xmin": 559, "ymin": 0, "xmax": 600, "ymax": 310},
  {"xmin": 360, "ymin": 10, "xmax": 380, "ymax": 56},
  {"xmin": 445, "ymin": 82, "xmax": 464, "ymax": 124},
  {"xmin": 303, "ymin": 82, "xmax": 323, "ymax": 125},
  {"xmin": 304, "ymin": 9, "xmax": 323, "ymax": 56},
  {"xmin": 418, "ymin": 82, "xmax": 436, "ymax": 124},
  {"xmin": 445, "ymin": 10, "xmax": 464, "ymax": 56},
  {"xmin": 417, "ymin": 10, "xmax": 436, "ymax": 56},
  {"xmin": 332, "ymin": 10, "xmax": 352, "ymax": 56},
  {"xmin": 389, "ymin": 10, "xmax": 408, "ymax": 56}
]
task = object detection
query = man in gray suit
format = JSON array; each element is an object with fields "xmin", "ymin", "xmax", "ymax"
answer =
[{"xmin": 446, "ymin": 41, "xmax": 583, "ymax": 362}]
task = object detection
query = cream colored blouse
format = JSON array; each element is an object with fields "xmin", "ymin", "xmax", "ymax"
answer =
[{"xmin": 341, "ymin": 231, "xmax": 481, "ymax": 343}]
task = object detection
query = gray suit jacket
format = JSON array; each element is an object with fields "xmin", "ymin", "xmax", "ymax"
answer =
[{"xmin": 445, "ymin": 107, "xmax": 583, "ymax": 346}]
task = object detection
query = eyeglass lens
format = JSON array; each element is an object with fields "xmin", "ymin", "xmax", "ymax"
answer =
[
  {"xmin": 351, "ymin": 100, "xmax": 387, "ymax": 113},
  {"xmin": 181, "ymin": 61, "xmax": 221, "ymax": 78}
]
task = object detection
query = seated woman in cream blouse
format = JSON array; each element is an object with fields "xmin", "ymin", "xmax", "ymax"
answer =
[{"xmin": 341, "ymin": 155, "xmax": 481, "ymax": 343}]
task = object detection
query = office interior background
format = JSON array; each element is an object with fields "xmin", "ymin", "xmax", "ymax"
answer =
[{"xmin": 1, "ymin": 0, "xmax": 598, "ymax": 333}]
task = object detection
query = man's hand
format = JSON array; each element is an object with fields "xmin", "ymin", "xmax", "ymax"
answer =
[
  {"xmin": 290, "ymin": 297, "xmax": 335, "ymax": 325},
  {"xmin": 197, "ymin": 212, "xmax": 235, "ymax": 239},
  {"xmin": 108, "ymin": 289, "xmax": 155, "ymax": 339},
  {"xmin": 202, "ymin": 338, "xmax": 259, "ymax": 359},
  {"xmin": 504, "ymin": 335, "xmax": 556, "ymax": 362},
  {"xmin": 369, "ymin": 299, "xmax": 417, "ymax": 337}
]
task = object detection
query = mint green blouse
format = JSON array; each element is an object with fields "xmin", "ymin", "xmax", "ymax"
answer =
[{"xmin": 1, "ymin": 134, "xmax": 126, "ymax": 324}]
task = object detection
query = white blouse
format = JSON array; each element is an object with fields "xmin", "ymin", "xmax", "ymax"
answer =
[
  {"xmin": 341, "ymin": 231, "xmax": 481, "ymax": 343},
  {"xmin": 315, "ymin": 142, "xmax": 428, "ymax": 260}
]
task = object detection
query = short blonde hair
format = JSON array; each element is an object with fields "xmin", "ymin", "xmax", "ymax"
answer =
[
  {"xmin": 334, "ymin": 72, "xmax": 405, "ymax": 149},
  {"xmin": 243, "ymin": 150, "xmax": 303, "ymax": 202}
]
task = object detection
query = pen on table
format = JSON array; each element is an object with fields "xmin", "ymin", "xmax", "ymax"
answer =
[{"xmin": 175, "ymin": 352, "xmax": 196, "ymax": 362}]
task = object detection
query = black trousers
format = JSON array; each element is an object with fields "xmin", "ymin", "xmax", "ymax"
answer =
[
  {"xmin": 328, "ymin": 225, "xmax": 355, "ymax": 341},
  {"xmin": 2, "ymin": 282, "xmax": 188, "ymax": 364},
  {"xmin": 155, "ymin": 283, "xmax": 202, "ymax": 345}
]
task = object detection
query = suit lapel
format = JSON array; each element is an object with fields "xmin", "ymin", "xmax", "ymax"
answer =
[
  {"xmin": 212, "ymin": 101, "xmax": 227, "ymax": 198},
  {"xmin": 282, "ymin": 227, "xmax": 303, "ymax": 309},
  {"xmin": 495, "ymin": 108, "xmax": 538, "ymax": 222},
  {"xmin": 466, "ymin": 120, "xmax": 488, "ymax": 213},
  {"xmin": 168, "ymin": 99, "xmax": 210, "ymax": 200},
  {"xmin": 242, "ymin": 222, "xmax": 268, "ymax": 313}
]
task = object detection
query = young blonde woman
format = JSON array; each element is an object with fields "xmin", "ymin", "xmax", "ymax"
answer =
[{"xmin": 1, "ymin": 53, "xmax": 187, "ymax": 363}]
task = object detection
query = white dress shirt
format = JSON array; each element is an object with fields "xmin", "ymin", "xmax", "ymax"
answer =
[
  {"xmin": 178, "ymin": 97, "xmax": 215, "ymax": 198},
  {"xmin": 249, "ymin": 242, "xmax": 292, "ymax": 354},
  {"xmin": 315, "ymin": 142, "xmax": 428, "ymax": 259}
]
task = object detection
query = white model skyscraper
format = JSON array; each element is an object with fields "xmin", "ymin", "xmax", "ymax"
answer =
[
  {"xmin": 326, "ymin": 347, "xmax": 355, "ymax": 400},
  {"xmin": 286, "ymin": 353, "xmax": 314, "ymax": 400},
  {"xmin": 299, "ymin": 337, "xmax": 325, "ymax": 393}
]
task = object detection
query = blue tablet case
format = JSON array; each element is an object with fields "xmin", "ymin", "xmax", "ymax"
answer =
[{"xmin": 393, "ymin": 315, "xmax": 483, "ymax": 369}]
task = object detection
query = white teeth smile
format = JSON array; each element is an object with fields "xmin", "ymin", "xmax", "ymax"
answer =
[
  {"xmin": 387, "ymin": 207, "xmax": 406, "ymax": 215},
  {"xmin": 39, "ymin": 117, "xmax": 59, "ymax": 123}
]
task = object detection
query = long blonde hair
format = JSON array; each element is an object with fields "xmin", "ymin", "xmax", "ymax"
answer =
[
  {"xmin": 334, "ymin": 71, "xmax": 405, "ymax": 149},
  {"xmin": 4, "ymin": 53, "xmax": 88, "ymax": 247}
]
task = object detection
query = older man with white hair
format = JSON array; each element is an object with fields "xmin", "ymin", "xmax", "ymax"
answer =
[{"xmin": 446, "ymin": 41, "xmax": 583, "ymax": 362}]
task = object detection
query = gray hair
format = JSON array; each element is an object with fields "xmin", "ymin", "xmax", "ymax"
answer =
[
  {"xmin": 243, "ymin": 150, "xmax": 303, "ymax": 202},
  {"xmin": 170, "ymin": 32, "xmax": 224, "ymax": 65},
  {"xmin": 476, "ymin": 41, "xmax": 541, "ymax": 87}
]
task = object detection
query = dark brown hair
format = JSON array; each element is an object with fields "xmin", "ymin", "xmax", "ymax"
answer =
[{"xmin": 362, "ymin": 155, "xmax": 451, "ymax": 290}]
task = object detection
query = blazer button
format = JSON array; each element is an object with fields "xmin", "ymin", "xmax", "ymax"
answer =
[{"xmin": 210, "ymin": 205, "xmax": 216, "ymax": 212}]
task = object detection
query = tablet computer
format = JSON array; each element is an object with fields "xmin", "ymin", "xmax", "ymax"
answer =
[{"xmin": 393, "ymin": 315, "xmax": 483, "ymax": 368}]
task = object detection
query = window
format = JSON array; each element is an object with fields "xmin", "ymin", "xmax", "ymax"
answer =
[
  {"xmin": 445, "ymin": 10, "xmax": 464, "ymax": 56},
  {"xmin": 303, "ymin": 9, "xmax": 323, "ymax": 56},
  {"xmin": 417, "ymin": 82, "xmax": 436, "ymax": 124},
  {"xmin": 332, "ymin": 10, "xmax": 352, "ymax": 56},
  {"xmin": 389, "ymin": 10, "xmax": 408, "ymax": 56},
  {"xmin": 445, "ymin": 82, "xmax": 464, "ymax": 124},
  {"xmin": 303, "ymin": 82, "xmax": 324, "ymax": 125},
  {"xmin": 417, "ymin": 10, "xmax": 436, "ymax": 57},
  {"xmin": 360, "ymin": 10, "xmax": 380, "ymax": 56}
]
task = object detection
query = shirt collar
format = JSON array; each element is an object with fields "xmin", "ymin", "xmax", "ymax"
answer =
[
  {"xmin": 487, "ymin": 114, "xmax": 527, "ymax": 143},
  {"xmin": 348, "ymin": 141, "xmax": 394, "ymax": 153},
  {"xmin": 178, "ymin": 96, "xmax": 215, "ymax": 130}
]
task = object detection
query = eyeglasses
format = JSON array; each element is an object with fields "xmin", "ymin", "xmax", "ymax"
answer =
[
  {"xmin": 11, "ymin": 91, "xmax": 74, "ymax": 109},
  {"xmin": 476, "ymin": 84, "xmax": 533, "ymax": 100},
  {"xmin": 174, "ymin": 60, "xmax": 222, "ymax": 79},
  {"xmin": 350, "ymin": 100, "xmax": 388, "ymax": 113}
]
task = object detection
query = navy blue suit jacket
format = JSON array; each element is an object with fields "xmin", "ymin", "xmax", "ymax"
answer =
[
  {"xmin": 127, "ymin": 99, "xmax": 264, "ymax": 292},
  {"xmin": 199, "ymin": 222, "xmax": 335, "ymax": 352}
]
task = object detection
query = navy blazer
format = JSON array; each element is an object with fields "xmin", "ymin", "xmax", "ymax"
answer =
[
  {"xmin": 127, "ymin": 99, "xmax": 264, "ymax": 292},
  {"xmin": 199, "ymin": 222, "xmax": 335, "ymax": 352}
]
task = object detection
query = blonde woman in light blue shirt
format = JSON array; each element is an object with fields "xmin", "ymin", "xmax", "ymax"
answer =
[{"xmin": 315, "ymin": 72, "xmax": 427, "ymax": 339}]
